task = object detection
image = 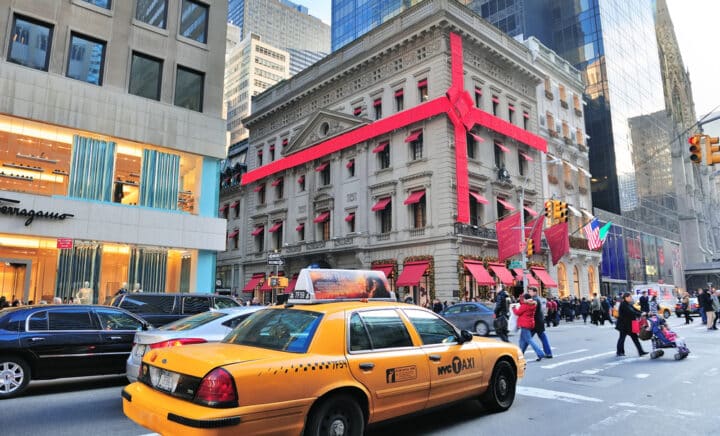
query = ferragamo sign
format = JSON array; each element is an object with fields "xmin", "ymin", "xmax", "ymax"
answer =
[{"xmin": 0, "ymin": 197, "xmax": 75, "ymax": 226}]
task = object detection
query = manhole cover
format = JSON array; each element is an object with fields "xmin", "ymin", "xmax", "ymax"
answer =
[{"xmin": 550, "ymin": 372, "xmax": 622, "ymax": 387}]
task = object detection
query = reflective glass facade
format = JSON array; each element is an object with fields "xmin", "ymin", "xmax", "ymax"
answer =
[{"xmin": 332, "ymin": 0, "xmax": 424, "ymax": 51}]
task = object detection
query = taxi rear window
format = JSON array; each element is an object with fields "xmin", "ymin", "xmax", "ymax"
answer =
[{"xmin": 223, "ymin": 309, "xmax": 322, "ymax": 353}]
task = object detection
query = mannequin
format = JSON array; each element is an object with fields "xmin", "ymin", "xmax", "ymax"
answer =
[
  {"xmin": 76, "ymin": 281, "xmax": 93, "ymax": 305},
  {"xmin": 133, "ymin": 283, "xmax": 143, "ymax": 293},
  {"xmin": 116, "ymin": 281, "xmax": 129, "ymax": 295}
]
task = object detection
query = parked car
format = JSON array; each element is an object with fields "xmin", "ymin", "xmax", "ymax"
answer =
[
  {"xmin": 108, "ymin": 293, "xmax": 240, "ymax": 326},
  {"xmin": 675, "ymin": 297, "xmax": 700, "ymax": 317},
  {"xmin": 0, "ymin": 304, "xmax": 148, "ymax": 399},
  {"xmin": 126, "ymin": 306, "xmax": 266, "ymax": 382},
  {"xmin": 441, "ymin": 302, "xmax": 496, "ymax": 336},
  {"xmin": 123, "ymin": 268, "xmax": 525, "ymax": 435}
]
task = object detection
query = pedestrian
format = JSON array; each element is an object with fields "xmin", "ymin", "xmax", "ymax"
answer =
[
  {"xmin": 513, "ymin": 293, "xmax": 546, "ymax": 361},
  {"xmin": 697, "ymin": 288, "xmax": 708, "ymax": 324},
  {"xmin": 615, "ymin": 292, "xmax": 648, "ymax": 357},
  {"xmin": 493, "ymin": 285, "xmax": 510, "ymax": 342},
  {"xmin": 639, "ymin": 290, "xmax": 649, "ymax": 313},
  {"xmin": 648, "ymin": 293, "xmax": 659, "ymax": 317},
  {"xmin": 697, "ymin": 288, "xmax": 714, "ymax": 330},
  {"xmin": 580, "ymin": 297, "xmax": 590, "ymax": 324},
  {"xmin": 681, "ymin": 292, "xmax": 693, "ymax": 324},
  {"xmin": 545, "ymin": 298, "xmax": 556, "ymax": 328},
  {"xmin": 528, "ymin": 287, "xmax": 553, "ymax": 358},
  {"xmin": 710, "ymin": 289, "xmax": 720, "ymax": 330},
  {"xmin": 432, "ymin": 298, "xmax": 443, "ymax": 314},
  {"xmin": 590, "ymin": 293, "xmax": 602, "ymax": 325},
  {"xmin": 601, "ymin": 296, "xmax": 613, "ymax": 325}
]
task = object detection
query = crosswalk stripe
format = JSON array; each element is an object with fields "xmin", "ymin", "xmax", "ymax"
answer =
[
  {"xmin": 517, "ymin": 386, "xmax": 603, "ymax": 403},
  {"xmin": 540, "ymin": 351, "xmax": 616, "ymax": 369}
]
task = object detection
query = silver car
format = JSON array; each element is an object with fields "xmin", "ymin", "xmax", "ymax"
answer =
[
  {"xmin": 441, "ymin": 302, "xmax": 496, "ymax": 336},
  {"xmin": 126, "ymin": 306, "xmax": 265, "ymax": 381}
]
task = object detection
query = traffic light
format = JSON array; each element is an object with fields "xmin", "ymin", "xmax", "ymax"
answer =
[
  {"xmin": 553, "ymin": 201, "xmax": 568, "ymax": 223},
  {"xmin": 269, "ymin": 276, "xmax": 288, "ymax": 288},
  {"xmin": 526, "ymin": 238, "xmax": 534, "ymax": 256},
  {"xmin": 706, "ymin": 135, "xmax": 720, "ymax": 165},
  {"xmin": 689, "ymin": 134, "xmax": 703, "ymax": 164},
  {"xmin": 544, "ymin": 201, "xmax": 553, "ymax": 219}
]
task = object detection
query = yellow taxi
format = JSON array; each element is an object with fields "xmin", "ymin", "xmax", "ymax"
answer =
[{"xmin": 122, "ymin": 269, "xmax": 526, "ymax": 435}]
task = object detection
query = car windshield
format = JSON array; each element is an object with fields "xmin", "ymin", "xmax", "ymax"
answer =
[
  {"xmin": 223, "ymin": 309, "xmax": 322, "ymax": 353},
  {"xmin": 214, "ymin": 298, "xmax": 240, "ymax": 309},
  {"xmin": 159, "ymin": 310, "xmax": 227, "ymax": 331}
]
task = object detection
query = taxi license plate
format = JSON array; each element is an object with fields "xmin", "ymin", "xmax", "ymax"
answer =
[{"xmin": 156, "ymin": 370, "xmax": 177, "ymax": 392}]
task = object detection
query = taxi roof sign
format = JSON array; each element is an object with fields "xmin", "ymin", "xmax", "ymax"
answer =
[{"xmin": 289, "ymin": 269, "xmax": 396, "ymax": 304}]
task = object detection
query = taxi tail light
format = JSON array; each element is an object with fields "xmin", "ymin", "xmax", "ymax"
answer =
[
  {"xmin": 149, "ymin": 338, "xmax": 207, "ymax": 349},
  {"xmin": 195, "ymin": 368, "xmax": 238, "ymax": 408}
]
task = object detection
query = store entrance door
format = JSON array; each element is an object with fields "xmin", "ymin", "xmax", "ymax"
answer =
[{"xmin": 0, "ymin": 259, "xmax": 30, "ymax": 305}]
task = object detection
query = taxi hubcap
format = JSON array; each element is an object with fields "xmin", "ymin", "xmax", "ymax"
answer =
[
  {"xmin": 330, "ymin": 419, "xmax": 345, "ymax": 435},
  {"xmin": 0, "ymin": 362, "xmax": 23, "ymax": 393},
  {"xmin": 497, "ymin": 376, "xmax": 508, "ymax": 397}
]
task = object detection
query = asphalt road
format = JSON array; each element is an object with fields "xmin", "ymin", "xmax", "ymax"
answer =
[{"xmin": 3, "ymin": 316, "xmax": 717, "ymax": 436}]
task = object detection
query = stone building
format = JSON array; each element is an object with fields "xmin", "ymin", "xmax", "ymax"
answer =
[
  {"xmin": 222, "ymin": 0, "xmax": 569, "ymax": 304},
  {"xmin": 0, "ymin": 0, "xmax": 227, "ymax": 304}
]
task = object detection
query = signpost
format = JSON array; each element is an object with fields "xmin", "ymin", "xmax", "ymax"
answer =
[{"xmin": 267, "ymin": 252, "xmax": 285, "ymax": 301}]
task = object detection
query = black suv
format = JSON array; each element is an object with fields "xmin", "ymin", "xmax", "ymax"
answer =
[
  {"xmin": 0, "ymin": 305, "xmax": 148, "ymax": 399},
  {"xmin": 108, "ymin": 293, "xmax": 240, "ymax": 326}
]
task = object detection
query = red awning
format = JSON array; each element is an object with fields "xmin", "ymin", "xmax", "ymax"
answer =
[
  {"xmin": 469, "ymin": 132, "xmax": 484, "ymax": 143},
  {"xmin": 494, "ymin": 140, "xmax": 510, "ymax": 152},
  {"xmin": 271, "ymin": 178, "xmax": 282, "ymax": 187},
  {"xmin": 519, "ymin": 151, "xmax": 534, "ymax": 161},
  {"xmin": 227, "ymin": 230, "xmax": 239, "ymax": 239},
  {"xmin": 253, "ymin": 184, "xmax": 264, "ymax": 192},
  {"xmin": 405, "ymin": 130, "xmax": 422, "ymax": 143},
  {"xmin": 269, "ymin": 145, "xmax": 275, "ymax": 151},
  {"xmin": 219, "ymin": 204, "xmax": 228, "ymax": 212},
  {"xmin": 488, "ymin": 263, "xmax": 515, "ymax": 286},
  {"xmin": 231, "ymin": 200, "xmax": 239, "ymax": 208},
  {"xmin": 313, "ymin": 211, "xmax": 330, "ymax": 223},
  {"xmin": 251, "ymin": 226, "xmax": 264, "ymax": 236},
  {"xmin": 346, "ymin": 160, "xmax": 354, "ymax": 169},
  {"xmin": 268, "ymin": 222, "xmax": 283, "ymax": 233},
  {"xmin": 372, "ymin": 142, "xmax": 389, "ymax": 153},
  {"xmin": 285, "ymin": 273, "xmax": 299, "ymax": 293},
  {"xmin": 492, "ymin": 96, "xmax": 500, "ymax": 104},
  {"xmin": 470, "ymin": 191, "xmax": 489, "ymax": 205},
  {"xmin": 523, "ymin": 206, "xmax": 538, "ymax": 217},
  {"xmin": 404, "ymin": 190, "xmax": 425, "ymax": 205},
  {"xmin": 474, "ymin": 87, "xmax": 482, "ymax": 95},
  {"xmin": 508, "ymin": 104, "xmax": 515, "ymax": 111},
  {"xmin": 242, "ymin": 273, "xmax": 265, "ymax": 292},
  {"xmin": 295, "ymin": 223, "xmax": 305, "ymax": 232},
  {"xmin": 417, "ymin": 79, "xmax": 428, "ymax": 88},
  {"xmin": 373, "ymin": 99, "xmax": 382, "ymax": 107},
  {"xmin": 353, "ymin": 107, "xmax": 362, "ymax": 115},
  {"xmin": 532, "ymin": 267, "xmax": 558, "ymax": 288},
  {"xmin": 464, "ymin": 260, "xmax": 495, "ymax": 286},
  {"xmin": 297, "ymin": 175, "xmax": 305, "ymax": 184},
  {"xmin": 315, "ymin": 162, "xmax": 329, "ymax": 172},
  {"xmin": 282, "ymin": 138, "xmax": 289, "ymax": 146},
  {"xmin": 496, "ymin": 197, "xmax": 516, "ymax": 211},
  {"xmin": 345, "ymin": 213, "xmax": 355, "ymax": 222},
  {"xmin": 371, "ymin": 197, "xmax": 391, "ymax": 212},
  {"xmin": 523, "ymin": 111, "xmax": 530, "ymax": 119},
  {"xmin": 396, "ymin": 261, "xmax": 430, "ymax": 287},
  {"xmin": 372, "ymin": 264, "xmax": 395, "ymax": 278},
  {"xmin": 394, "ymin": 89, "xmax": 404, "ymax": 97},
  {"xmin": 513, "ymin": 268, "xmax": 540, "ymax": 288}
]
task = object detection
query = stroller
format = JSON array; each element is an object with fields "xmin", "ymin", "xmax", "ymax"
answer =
[{"xmin": 641, "ymin": 315, "xmax": 690, "ymax": 360}]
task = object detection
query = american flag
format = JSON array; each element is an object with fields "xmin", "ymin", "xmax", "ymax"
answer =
[{"xmin": 583, "ymin": 218, "xmax": 602, "ymax": 250}]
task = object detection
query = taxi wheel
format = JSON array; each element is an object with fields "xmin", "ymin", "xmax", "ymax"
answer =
[
  {"xmin": 474, "ymin": 321, "xmax": 489, "ymax": 336},
  {"xmin": 480, "ymin": 360, "xmax": 516, "ymax": 413},
  {"xmin": 0, "ymin": 356, "xmax": 30, "ymax": 399},
  {"xmin": 306, "ymin": 394, "xmax": 365, "ymax": 436}
]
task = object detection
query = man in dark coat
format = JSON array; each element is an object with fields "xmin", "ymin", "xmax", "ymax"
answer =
[
  {"xmin": 698, "ymin": 288, "xmax": 715, "ymax": 330},
  {"xmin": 529, "ymin": 288, "xmax": 553, "ymax": 358},
  {"xmin": 639, "ymin": 291, "xmax": 649, "ymax": 313},
  {"xmin": 616, "ymin": 292, "xmax": 648, "ymax": 357},
  {"xmin": 493, "ymin": 286, "xmax": 510, "ymax": 342}
]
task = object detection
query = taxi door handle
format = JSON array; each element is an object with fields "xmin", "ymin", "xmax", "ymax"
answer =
[
  {"xmin": 428, "ymin": 354, "xmax": 442, "ymax": 362},
  {"xmin": 30, "ymin": 337, "xmax": 45, "ymax": 342},
  {"xmin": 359, "ymin": 363, "xmax": 375, "ymax": 370},
  {"xmin": 108, "ymin": 336, "xmax": 123, "ymax": 340}
]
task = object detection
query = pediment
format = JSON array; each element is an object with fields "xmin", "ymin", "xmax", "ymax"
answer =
[{"xmin": 283, "ymin": 109, "xmax": 369, "ymax": 156}]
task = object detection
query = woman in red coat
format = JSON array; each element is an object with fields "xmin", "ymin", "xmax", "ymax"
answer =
[{"xmin": 513, "ymin": 294, "xmax": 546, "ymax": 361}]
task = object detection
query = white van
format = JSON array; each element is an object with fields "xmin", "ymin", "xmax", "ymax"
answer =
[{"xmin": 632, "ymin": 283, "xmax": 677, "ymax": 317}]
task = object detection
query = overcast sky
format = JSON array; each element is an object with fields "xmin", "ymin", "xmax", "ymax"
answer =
[{"xmin": 304, "ymin": 0, "xmax": 718, "ymax": 118}]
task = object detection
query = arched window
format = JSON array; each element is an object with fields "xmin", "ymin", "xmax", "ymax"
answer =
[
  {"xmin": 557, "ymin": 263, "xmax": 567, "ymax": 297},
  {"xmin": 573, "ymin": 266, "xmax": 580, "ymax": 297},
  {"xmin": 588, "ymin": 266, "xmax": 596, "ymax": 295}
]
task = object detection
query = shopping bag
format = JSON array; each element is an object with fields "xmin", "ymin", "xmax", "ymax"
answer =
[
  {"xmin": 508, "ymin": 303, "xmax": 519, "ymax": 331},
  {"xmin": 631, "ymin": 319, "xmax": 640, "ymax": 334}
]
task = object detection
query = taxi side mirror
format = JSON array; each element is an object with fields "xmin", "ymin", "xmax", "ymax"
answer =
[{"xmin": 459, "ymin": 330, "xmax": 473, "ymax": 343}]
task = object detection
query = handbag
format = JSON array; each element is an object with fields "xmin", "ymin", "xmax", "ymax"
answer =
[
  {"xmin": 631, "ymin": 319, "xmax": 640, "ymax": 334},
  {"xmin": 493, "ymin": 315, "xmax": 508, "ymax": 331}
]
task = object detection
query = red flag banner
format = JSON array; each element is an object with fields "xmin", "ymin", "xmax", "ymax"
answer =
[
  {"xmin": 544, "ymin": 221, "xmax": 569, "ymax": 265},
  {"xmin": 524, "ymin": 217, "xmax": 543, "ymax": 254},
  {"xmin": 497, "ymin": 212, "xmax": 522, "ymax": 262}
]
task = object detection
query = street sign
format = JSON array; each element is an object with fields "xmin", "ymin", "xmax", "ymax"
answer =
[
  {"xmin": 57, "ymin": 238, "xmax": 73, "ymax": 249},
  {"xmin": 268, "ymin": 253, "xmax": 284, "ymax": 265},
  {"xmin": 508, "ymin": 260, "xmax": 522, "ymax": 269}
]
